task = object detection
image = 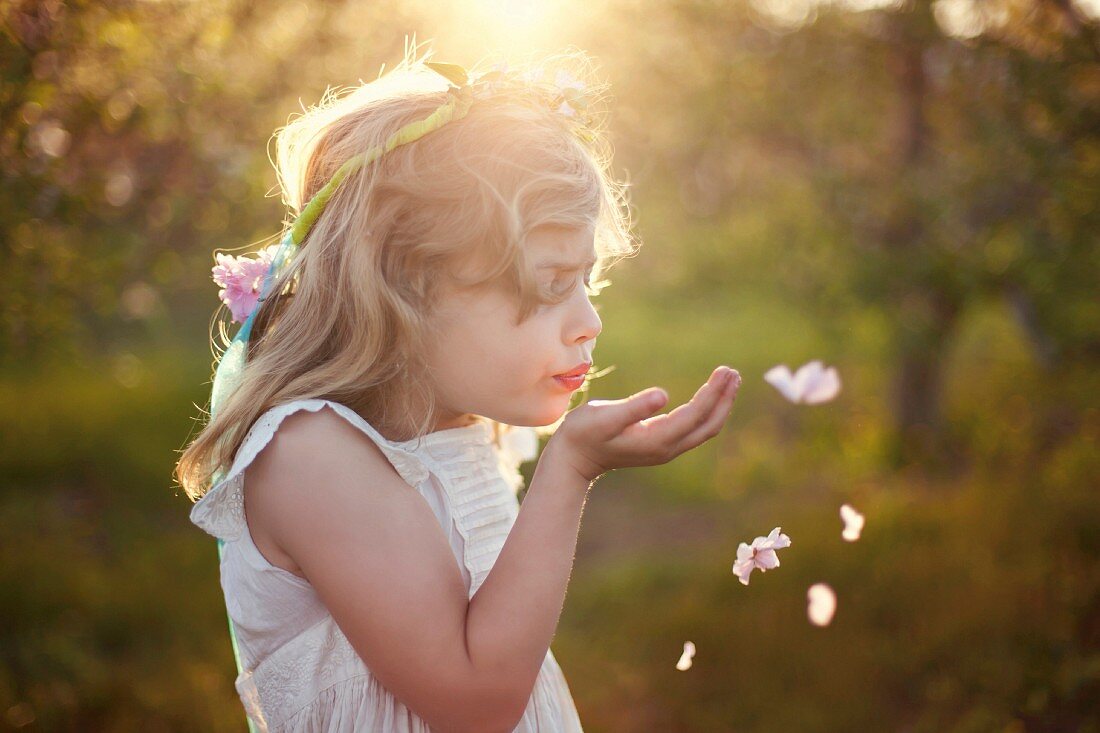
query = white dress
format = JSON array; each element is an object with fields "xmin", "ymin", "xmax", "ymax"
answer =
[{"xmin": 189, "ymin": 398, "xmax": 584, "ymax": 732}]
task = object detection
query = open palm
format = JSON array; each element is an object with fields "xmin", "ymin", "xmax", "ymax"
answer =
[{"xmin": 552, "ymin": 366, "xmax": 742, "ymax": 482}]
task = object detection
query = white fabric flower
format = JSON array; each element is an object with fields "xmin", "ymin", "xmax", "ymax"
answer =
[
  {"xmin": 840, "ymin": 503, "xmax": 865, "ymax": 542},
  {"xmin": 521, "ymin": 65, "xmax": 545, "ymax": 85},
  {"xmin": 731, "ymin": 527, "xmax": 791, "ymax": 585},
  {"xmin": 675, "ymin": 641, "xmax": 696, "ymax": 671},
  {"xmin": 499, "ymin": 425, "xmax": 540, "ymax": 466},
  {"xmin": 554, "ymin": 69, "xmax": 585, "ymax": 94},
  {"xmin": 807, "ymin": 583, "xmax": 837, "ymax": 626},
  {"xmin": 764, "ymin": 360, "xmax": 842, "ymax": 404},
  {"xmin": 553, "ymin": 69, "xmax": 586, "ymax": 118}
]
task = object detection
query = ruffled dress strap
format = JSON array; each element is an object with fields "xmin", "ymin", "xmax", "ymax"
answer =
[{"xmin": 189, "ymin": 399, "xmax": 431, "ymax": 541}]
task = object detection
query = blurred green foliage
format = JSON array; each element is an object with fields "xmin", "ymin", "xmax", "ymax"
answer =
[{"xmin": 1, "ymin": 0, "xmax": 1098, "ymax": 730}]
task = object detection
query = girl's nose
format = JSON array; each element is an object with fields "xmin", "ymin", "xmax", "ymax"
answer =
[{"xmin": 569, "ymin": 289, "xmax": 602, "ymax": 345}]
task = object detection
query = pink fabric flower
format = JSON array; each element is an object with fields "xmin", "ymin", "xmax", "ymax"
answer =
[
  {"xmin": 732, "ymin": 527, "xmax": 792, "ymax": 586},
  {"xmin": 211, "ymin": 245, "xmax": 282, "ymax": 323}
]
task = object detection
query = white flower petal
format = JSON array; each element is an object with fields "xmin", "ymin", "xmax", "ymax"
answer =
[
  {"xmin": 840, "ymin": 503, "xmax": 865, "ymax": 542},
  {"xmin": 792, "ymin": 360, "xmax": 824, "ymax": 399},
  {"xmin": 767, "ymin": 360, "xmax": 841, "ymax": 404},
  {"xmin": 803, "ymin": 366, "xmax": 842, "ymax": 404},
  {"xmin": 807, "ymin": 583, "xmax": 837, "ymax": 626},
  {"xmin": 764, "ymin": 364, "xmax": 800, "ymax": 403},
  {"xmin": 500, "ymin": 425, "xmax": 540, "ymax": 464},
  {"xmin": 755, "ymin": 548, "xmax": 780, "ymax": 570},
  {"xmin": 734, "ymin": 527, "xmax": 790, "ymax": 583},
  {"xmin": 732, "ymin": 559, "xmax": 754, "ymax": 584},
  {"xmin": 759, "ymin": 527, "xmax": 791, "ymax": 550},
  {"xmin": 676, "ymin": 641, "xmax": 696, "ymax": 671}
]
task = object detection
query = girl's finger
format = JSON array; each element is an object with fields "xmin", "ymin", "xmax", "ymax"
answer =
[
  {"xmin": 590, "ymin": 386, "xmax": 669, "ymax": 437},
  {"xmin": 672, "ymin": 370, "xmax": 741, "ymax": 454},
  {"xmin": 641, "ymin": 367, "xmax": 732, "ymax": 439}
]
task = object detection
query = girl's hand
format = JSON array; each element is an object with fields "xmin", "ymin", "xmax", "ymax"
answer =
[{"xmin": 550, "ymin": 366, "xmax": 742, "ymax": 482}]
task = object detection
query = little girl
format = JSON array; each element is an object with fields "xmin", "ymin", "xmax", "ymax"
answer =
[{"xmin": 175, "ymin": 46, "xmax": 742, "ymax": 733}]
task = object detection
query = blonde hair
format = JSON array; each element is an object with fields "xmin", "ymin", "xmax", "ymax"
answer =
[{"xmin": 175, "ymin": 44, "xmax": 639, "ymax": 500}]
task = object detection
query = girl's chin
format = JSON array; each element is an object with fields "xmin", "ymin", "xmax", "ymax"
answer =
[{"xmin": 518, "ymin": 399, "xmax": 572, "ymax": 428}]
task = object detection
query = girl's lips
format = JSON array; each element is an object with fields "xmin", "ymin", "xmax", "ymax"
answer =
[
  {"xmin": 553, "ymin": 374, "xmax": 585, "ymax": 391},
  {"xmin": 555, "ymin": 361, "xmax": 592, "ymax": 378}
]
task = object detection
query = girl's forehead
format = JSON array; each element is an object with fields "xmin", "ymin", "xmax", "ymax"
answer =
[{"xmin": 528, "ymin": 225, "xmax": 597, "ymax": 268}]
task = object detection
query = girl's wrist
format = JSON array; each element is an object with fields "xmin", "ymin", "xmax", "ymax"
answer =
[{"xmin": 537, "ymin": 439, "xmax": 602, "ymax": 491}]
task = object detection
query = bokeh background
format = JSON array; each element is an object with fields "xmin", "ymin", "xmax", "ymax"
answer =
[{"xmin": 2, "ymin": 0, "xmax": 1099, "ymax": 730}]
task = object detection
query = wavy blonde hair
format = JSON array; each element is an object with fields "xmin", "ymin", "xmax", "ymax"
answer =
[{"xmin": 175, "ymin": 44, "xmax": 639, "ymax": 500}]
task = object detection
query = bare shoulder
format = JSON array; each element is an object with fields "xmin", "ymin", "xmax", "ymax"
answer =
[{"xmin": 242, "ymin": 404, "xmax": 412, "ymax": 577}]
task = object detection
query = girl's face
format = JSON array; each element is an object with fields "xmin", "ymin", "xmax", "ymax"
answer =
[{"xmin": 425, "ymin": 224, "xmax": 602, "ymax": 430}]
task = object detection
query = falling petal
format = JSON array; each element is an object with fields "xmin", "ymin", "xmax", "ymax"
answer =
[
  {"xmin": 791, "ymin": 360, "xmax": 824, "ymax": 396},
  {"xmin": 763, "ymin": 365, "xmax": 799, "ymax": 402},
  {"xmin": 732, "ymin": 528, "xmax": 791, "ymax": 585},
  {"xmin": 807, "ymin": 583, "xmax": 837, "ymax": 626},
  {"xmin": 676, "ymin": 641, "xmax": 696, "ymax": 671},
  {"xmin": 765, "ymin": 361, "xmax": 842, "ymax": 404},
  {"xmin": 802, "ymin": 365, "xmax": 842, "ymax": 404},
  {"xmin": 732, "ymin": 553, "xmax": 754, "ymax": 586},
  {"xmin": 762, "ymin": 527, "xmax": 792, "ymax": 549},
  {"xmin": 754, "ymin": 548, "xmax": 780, "ymax": 570},
  {"xmin": 840, "ymin": 503, "xmax": 865, "ymax": 542}
]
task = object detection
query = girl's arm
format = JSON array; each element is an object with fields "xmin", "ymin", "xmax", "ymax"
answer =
[
  {"xmin": 461, "ymin": 367, "xmax": 740, "ymax": 720},
  {"xmin": 247, "ymin": 367, "xmax": 739, "ymax": 733}
]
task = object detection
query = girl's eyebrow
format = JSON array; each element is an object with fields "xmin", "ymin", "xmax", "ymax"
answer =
[{"xmin": 537, "ymin": 256, "xmax": 598, "ymax": 271}]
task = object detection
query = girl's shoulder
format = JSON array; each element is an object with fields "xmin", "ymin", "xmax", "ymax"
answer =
[{"xmin": 189, "ymin": 399, "xmax": 430, "ymax": 542}]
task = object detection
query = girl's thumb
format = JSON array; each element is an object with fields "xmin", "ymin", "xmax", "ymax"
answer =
[
  {"xmin": 627, "ymin": 387, "xmax": 668, "ymax": 423},
  {"xmin": 587, "ymin": 387, "xmax": 667, "ymax": 429}
]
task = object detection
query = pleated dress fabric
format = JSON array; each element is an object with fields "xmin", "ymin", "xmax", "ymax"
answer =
[{"xmin": 190, "ymin": 399, "xmax": 583, "ymax": 732}]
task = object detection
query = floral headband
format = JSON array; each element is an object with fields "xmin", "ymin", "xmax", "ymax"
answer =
[{"xmin": 207, "ymin": 60, "xmax": 594, "ymax": 418}]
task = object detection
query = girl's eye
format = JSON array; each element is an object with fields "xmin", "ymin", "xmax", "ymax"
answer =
[{"xmin": 551, "ymin": 269, "xmax": 593, "ymax": 295}]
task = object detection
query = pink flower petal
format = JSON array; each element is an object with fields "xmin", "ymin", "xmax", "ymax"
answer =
[{"xmin": 754, "ymin": 548, "xmax": 780, "ymax": 570}]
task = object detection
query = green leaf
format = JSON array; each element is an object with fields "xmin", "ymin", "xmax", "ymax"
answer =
[{"xmin": 426, "ymin": 62, "xmax": 468, "ymax": 87}]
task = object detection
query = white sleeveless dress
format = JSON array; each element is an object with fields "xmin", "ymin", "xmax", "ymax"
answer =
[{"xmin": 189, "ymin": 398, "xmax": 584, "ymax": 732}]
